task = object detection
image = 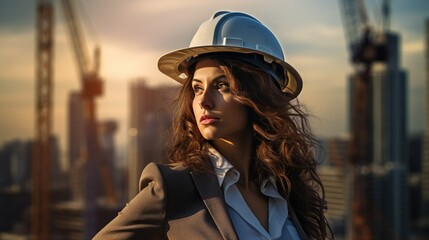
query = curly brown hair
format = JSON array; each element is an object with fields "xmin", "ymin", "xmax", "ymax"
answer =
[{"xmin": 166, "ymin": 57, "xmax": 333, "ymax": 239}]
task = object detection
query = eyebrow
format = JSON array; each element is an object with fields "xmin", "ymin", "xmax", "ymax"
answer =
[{"xmin": 192, "ymin": 74, "xmax": 227, "ymax": 84}]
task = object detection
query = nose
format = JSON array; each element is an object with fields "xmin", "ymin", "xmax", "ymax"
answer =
[{"xmin": 198, "ymin": 89, "xmax": 214, "ymax": 110}]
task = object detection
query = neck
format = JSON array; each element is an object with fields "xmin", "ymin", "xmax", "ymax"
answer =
[{"xmin": 212, "ymin": 130, "xmax": 253, "ymax": 188}]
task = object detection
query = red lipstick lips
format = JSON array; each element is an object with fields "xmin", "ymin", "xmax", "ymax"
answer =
[{"xmin": 200, "ymin": 114, "xmax": 219, "ymax": 125}]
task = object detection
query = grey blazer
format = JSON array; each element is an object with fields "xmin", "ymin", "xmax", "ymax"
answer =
[{"xmin": 92, "ymin": 162, "xmax": 308, "ymax": 240}]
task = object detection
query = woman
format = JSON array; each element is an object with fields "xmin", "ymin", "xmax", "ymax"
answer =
[{"xmin": 93, "ymin": 11, "xmax": 332, "ymax": 240}]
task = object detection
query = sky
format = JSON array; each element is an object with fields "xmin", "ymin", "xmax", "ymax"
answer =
[{"xmin": 0, "ymin": 0, "xmax": 428, "ymax": 163}]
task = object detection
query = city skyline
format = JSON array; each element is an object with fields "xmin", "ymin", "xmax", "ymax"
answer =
[{"xmin": 0, "ymin": 0, "xmax": 427, "ymax": 156}]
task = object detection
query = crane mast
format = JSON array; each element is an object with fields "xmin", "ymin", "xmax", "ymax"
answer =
[{"xmin": 32, "ymin": 1, "xmax": 54, "ymax": 239}]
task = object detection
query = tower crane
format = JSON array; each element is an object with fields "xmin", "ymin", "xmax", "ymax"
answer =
[
  {"xmin": 337, "ymin": 0, "xmax": 389, "ymax": 239},
  {"xmin": 60, "ymin": 0, "xmax": 116, "ymax": 237},
  {"xmin": 32, "ymin": 1, "xmax": 54, "ymax": 239},
  {"xmin": 33, "ymin": 0, "xmax": 116, "ymax": 238}
]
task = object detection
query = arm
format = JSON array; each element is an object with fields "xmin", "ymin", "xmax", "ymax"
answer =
[{"xmin": 92, "ymin": 162, "xmax": 167, "ymax": 240}]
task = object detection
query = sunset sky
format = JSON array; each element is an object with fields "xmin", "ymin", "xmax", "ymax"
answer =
[{"xmin": 0, "ymin": 0, "xmax": 427, "ymax": 165}]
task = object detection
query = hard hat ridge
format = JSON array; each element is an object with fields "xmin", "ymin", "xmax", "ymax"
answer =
[{"xmin": 158, "ymin": 11, "xmax": 303, "ymax": 98}]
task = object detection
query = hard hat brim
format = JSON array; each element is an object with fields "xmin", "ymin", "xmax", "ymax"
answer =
[{"xmin": 158, "ymin": 45, "xmax": 303, "ymax": 99}]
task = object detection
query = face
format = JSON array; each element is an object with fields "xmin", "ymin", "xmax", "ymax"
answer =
[{"xmin": 191, "ymin": 58, "xmax": 249, "ymax": 142}]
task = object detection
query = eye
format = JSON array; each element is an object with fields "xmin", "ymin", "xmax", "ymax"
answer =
[
  {"xmin": 192, "ymin": 85, "xmax": 203, "ymax": 95},
  {"xmin": 216, "ymin": 81, "xmax": 230, "ymax": 92}
]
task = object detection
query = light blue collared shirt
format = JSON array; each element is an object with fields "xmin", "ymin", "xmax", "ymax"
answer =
[{"xmin": 207, "ymin": 145, "xmax": 301, "ymax": 240}]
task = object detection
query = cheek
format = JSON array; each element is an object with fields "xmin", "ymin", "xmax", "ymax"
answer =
[
  {"xmin": 192, "ymin": 98, "xmax": 200, "ymax": 117},
  {"xmin": 225, "ymin": 100, "xmax": 248, "ymax": 124},
  {"xmin": 235, "ymin": 106, "xmax": 248, "ymax": 125}
]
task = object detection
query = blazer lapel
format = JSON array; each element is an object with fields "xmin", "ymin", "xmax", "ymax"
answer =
[{"xmin": 190, "ymin": 171, "xmax": 238, "ymax": 240}]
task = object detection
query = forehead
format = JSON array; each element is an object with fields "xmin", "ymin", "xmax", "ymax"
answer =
[{"xmin": 193, "ymin": 58, "xmax": 225, "ymax": 80}]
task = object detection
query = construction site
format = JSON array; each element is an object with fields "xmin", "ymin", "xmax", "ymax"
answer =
[{"xmin": 0, "ymin": 0, "xmax": 428, "ymax": 239}]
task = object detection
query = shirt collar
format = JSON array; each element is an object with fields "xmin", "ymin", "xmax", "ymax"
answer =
[
  {"xmin": 207, "ymin": 144, "xmax": 235, "ymax": 186},
  {"xmin": 207, "ymin": 144, "xmax": 278, "ymax": 190}
]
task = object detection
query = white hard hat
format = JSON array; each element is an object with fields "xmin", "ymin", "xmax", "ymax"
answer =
[{"xmin": 158, "ymin": 11, "xmax": 303, "ymax": 98}]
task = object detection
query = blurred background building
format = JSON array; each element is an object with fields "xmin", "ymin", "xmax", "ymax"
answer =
[
  {"xmin": 370, "ymin": 32, "xmax": 408, "ymax": 240},
  {"xmin": 319, "ymin": 44, "xmax": 425, "ymax": 237},
  {"xmin": 317, "ymin": 137, "xmax": 350, "ymax": 238},
  {"xmin": 127, "ymin": 80, "xmax": 178, "ymax": 198},
  {"xmin": 420, "ymin": 18, "xmax": 429, "ymax": 237}
]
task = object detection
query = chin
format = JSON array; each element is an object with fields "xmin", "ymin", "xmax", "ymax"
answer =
[
  {"xmin": 200, "ymin": 130, "xmax": 221, "ymax": 141},
  {"xmin": 201, "ymin": 134, "xmax": 216, "ymax": 141}
]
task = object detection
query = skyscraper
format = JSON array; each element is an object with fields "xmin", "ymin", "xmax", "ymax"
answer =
[
  {"xmin": 128, "ymin": 80, "xmax": 178, "ymax": 198},
  {"xmin": 372, "ymin": 32, "xmax": 408, "ymax": 240},
  {"xmin": 317, "ymin": 136, "xmax": 350, "ymax": 238},
  {"xmin": 68, "ymin": 91, "xmax": 84, "ymax": 168},
  {"xmin": 98, "ymin": 120, "xmax": 119, "ymax": 197},
  {"xmin": 372, "ymin": 33, "xmax": 407, "ymax": 167},
  {"xmin": 64, "ymin": 92, "xmax": 121, "ymax": 239},
  {"xmin": 421, "ymin": 18, "xmax": 429, "ymax": 236},
  {"xmin": 0, "ymin": 137, "xmax": 62, "ymax": 237},
  {"xmin": 347, "ymin": 32, "xmax": 408, "ymax": 239},
  {"xmin": 68, "ymin": 91, "xmax": 85, "ymax": 200}
]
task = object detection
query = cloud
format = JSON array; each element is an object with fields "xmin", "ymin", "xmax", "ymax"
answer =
[
  {"xmin": 391, "ymin": 0, "xmax": 428, "ymax": 41},
  {"xmin": 0, "ymin": 31, "xmax": 35, "ymax": 81},
  {"xmin": 403, "ymin": 40, "xmax": 424, "ymax": 54},
  {"xmin": 285, "ymin": 24, "xmax": 345, "ymax": 47},
  {"xmin": 300, "ymin": 85, "xmax": 349, "ymax": 138},
  {"xmin": 0, "ymin": 0, "xmax": 35, "ymax": 33},
  {"xmin": 100, "ymin": 40, "xmax": 170, "ymax": 85}
]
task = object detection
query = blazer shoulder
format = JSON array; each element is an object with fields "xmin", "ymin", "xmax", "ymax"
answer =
[
  {"xmin": 149, "ymin": 162, "xmax": 208, "ymax": 220},
  {"xmin": 139, "ymin": 162, "xmax": 190, "ymax": 187},
  {"xmin": 138, "ymin": 162, "xmax": 165, "ymax": 191},
  {"xmin": 93, "ymin": 162, "xmax": 167, "ymax": 240},
  {"xmin": 160, "ymin": 161, "xmax": 189, "ymax": 171},
  {"xmin": 151, "ymin": 162, "xmax": 196, "ymax": 195}
]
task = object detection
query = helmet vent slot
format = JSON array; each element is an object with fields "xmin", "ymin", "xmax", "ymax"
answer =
[{"xmin": 223, "ymin": 37, "xmax": 243, "ymax": 47}]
